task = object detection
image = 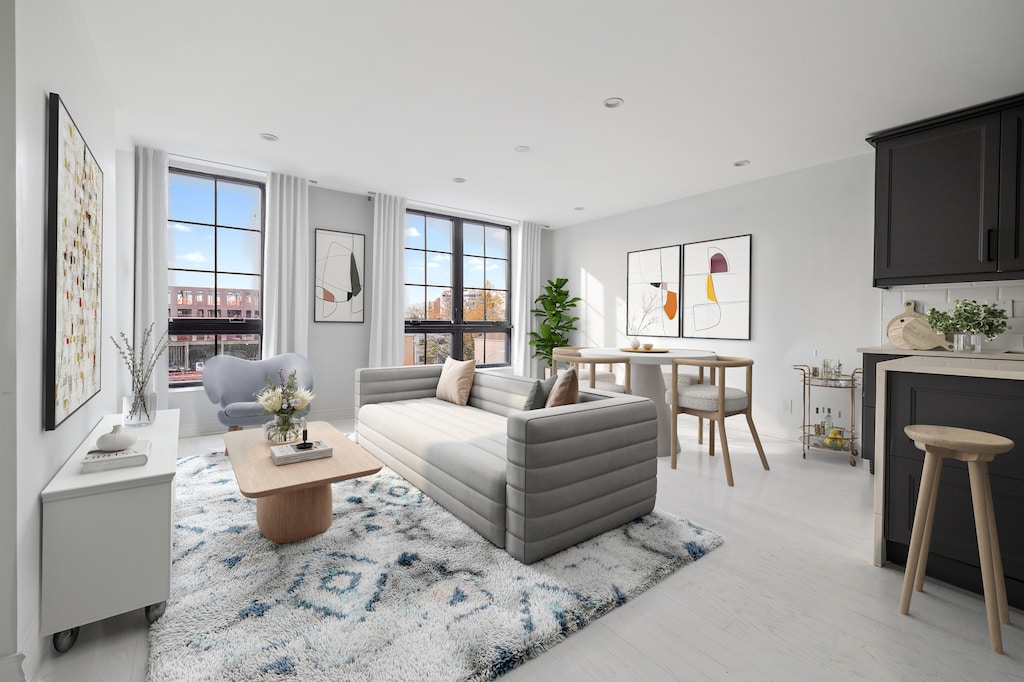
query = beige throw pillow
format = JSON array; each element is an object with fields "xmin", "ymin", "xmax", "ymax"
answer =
[
  {"xmin": 545, "ymin": 367, "xmax": 579, "ymax": 408},
  {"xmin": 436, "ymin": 357, "xmax": 475, "ymax": 406}
]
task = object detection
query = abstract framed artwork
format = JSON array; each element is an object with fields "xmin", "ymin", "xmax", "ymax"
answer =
[
  {"xmin": 45, "ymin": 93, "xmax": 104, "ymax": 430},
  {"xmin": 626, "ymin": 245, "xmax": 681, "ymax": 337},
  {"xmin": 314, "ymin": 229, "xmax": 365, "ymax": 322},
  {"xmin": 682, "ymin": 234, "xmax": 752, "ymax": 340}
]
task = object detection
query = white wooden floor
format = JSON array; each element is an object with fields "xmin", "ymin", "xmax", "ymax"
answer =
[{"xmin": 34, "ymin": 420, "xmax": 1024, "ymax": 681}]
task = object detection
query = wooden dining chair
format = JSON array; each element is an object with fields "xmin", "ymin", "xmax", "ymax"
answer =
[
  {"xmin": 571, "ymin": 355, "xmax": 631, "ymax": 394},
  {"xmin": 669, "ymin": 355, "xmax": 769, "ymax": 486},
  {"xmin": 550, "ymin": 346, "xmax": 630, "ymax": 393}
]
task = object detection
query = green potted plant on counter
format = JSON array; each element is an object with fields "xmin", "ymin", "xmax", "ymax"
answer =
[{"xmin": 926, "ymin": 299, "xmax": 1008, "ymax": 352}]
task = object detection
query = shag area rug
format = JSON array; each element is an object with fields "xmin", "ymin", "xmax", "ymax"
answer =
[{"xmin": 148, "ymin": 453, "xmax": 723, "ymax": 682}]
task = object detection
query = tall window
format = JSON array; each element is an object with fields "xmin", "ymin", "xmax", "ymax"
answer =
[
  {"xmin": 166, "ymin": 169, "xmax": 264, "ymax": 386},
  {"xmin": 404, "ymin": 210, "xmax": 510, "ymax": 366}
]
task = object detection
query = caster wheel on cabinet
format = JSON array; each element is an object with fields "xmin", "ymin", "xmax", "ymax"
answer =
[
  {"xmin": 145, "ymin": 601, "xmax": 167, "ymax": 624},
  {"xmin": 52, "ymin": 627, "xmax": 79, "ymax": 653}
]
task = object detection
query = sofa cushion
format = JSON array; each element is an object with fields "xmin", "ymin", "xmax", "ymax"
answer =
[
  {"xmin": 436, "ymin": 357, "xmax": 475, "ymax": 405},
  {"xmin": 523, "ymin": 375, "xmax": 558, "ymax": 410},
  {"xmin": 545, "ymin": 367, "xmax": 579, "ymax": 407},
  {"xmin": 356, "ymin": 398, "xmax": 509, "ymax": 545}
]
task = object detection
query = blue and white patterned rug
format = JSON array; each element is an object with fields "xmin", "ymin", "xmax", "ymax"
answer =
[{"xmin": 148, "ymin": 453, "xmax": 723, "ymax": 681}]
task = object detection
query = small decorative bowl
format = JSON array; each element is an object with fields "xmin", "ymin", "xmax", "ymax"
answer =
[{"xmin": 642, "ymin": 343, "xmax": 654, "ymax": 351}]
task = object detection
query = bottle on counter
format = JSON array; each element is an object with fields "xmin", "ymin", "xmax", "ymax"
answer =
[{"xmin": 823, "ymin": 408, "xmax": 833, "ymax": 433}]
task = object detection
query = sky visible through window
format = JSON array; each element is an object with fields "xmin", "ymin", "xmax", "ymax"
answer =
[{"xmin": 168, "ymin": 173, "xmax": 261, "ymax": 290}]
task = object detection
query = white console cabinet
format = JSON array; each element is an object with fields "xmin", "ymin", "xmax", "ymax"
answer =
[{"xmin": 40, "ymin": 409, "xmax": 180, "ymax": 652}]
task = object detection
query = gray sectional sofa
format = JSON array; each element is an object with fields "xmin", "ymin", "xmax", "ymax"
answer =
[{"xmin": 355, "ymin": 365, "xmax": 658, "ymax": 563}]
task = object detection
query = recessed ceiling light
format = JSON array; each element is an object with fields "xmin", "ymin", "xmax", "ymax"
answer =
[
  {"xmin": 452, "ymin": 177, "xmax": 467, "ymax": 183},
  {"xmin": 733, "ymin": 159, "xmax": 750, "ymax": 167},
  {"xmin": 514, "ymin": 145, "xmax": 531, "ymax": 153},
  {"xmin": 603, "ymin": 97, "xmax": 624, "ymax": 108},
  {"xmin": 258, "ymin": 132, "xmax": 279, "ymax": 142},
  {"xmin": 574, "ymin": 206, "xmax": 586, "ymax": 211}
]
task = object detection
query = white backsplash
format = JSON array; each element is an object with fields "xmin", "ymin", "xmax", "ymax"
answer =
[{"xmin": 880, "ymin": 281, "xmax": 1024, "ymax": 352}]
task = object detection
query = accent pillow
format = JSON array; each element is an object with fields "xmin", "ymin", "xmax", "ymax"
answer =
[
  {"xmin": 523, "ymin": 375, "xmax": 558, "ymax": 410},
  {"xmin": 545, "ymin": 367, "xmax": 579, "ymax": 408},
  {"xmin": 436, "ymin": 357, "xmax": 475, "ymax": 406}
]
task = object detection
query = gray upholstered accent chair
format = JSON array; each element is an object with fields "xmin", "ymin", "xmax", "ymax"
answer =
[
  {"xmin": 668, "ymin": 355, "xmax": 769, "ymax": 487},
  {"xmin": 202, "ymin": 352, "xmax": 315, "ymax": 431}
]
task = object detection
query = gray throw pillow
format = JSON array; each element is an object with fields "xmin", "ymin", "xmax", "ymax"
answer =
[{"xmin": 523, "ymin": 375, "xmax": 558, "ymax": 410}]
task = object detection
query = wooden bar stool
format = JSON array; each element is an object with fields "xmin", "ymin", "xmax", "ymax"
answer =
[{"xmin": 901, "ymin": 424, "xmax": 1014, "ymax": 654}]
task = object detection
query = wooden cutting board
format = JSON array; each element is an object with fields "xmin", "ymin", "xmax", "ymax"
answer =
[
  {"xmin": 900, "ymin": 317, "xmax": 954, "ymax": 351},
  {"xmin": 886, "ymin": 300, "xmax": 927, "ymax": 349}
]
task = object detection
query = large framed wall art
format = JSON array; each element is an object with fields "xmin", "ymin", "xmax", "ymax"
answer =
[
  {"xmin": 626, "ymin": 245, "xmax": 681, "ymax": 337},
  {"xmin": 45, "ymin": 93, "xmax": 104, "ymax": 430},
  {"xmin": 682, "ymin": 234, "xmax": 752, "ymax": 340},
  {"xmin": 314, "ymin": 228, "xmax": 365, "ymax": 322}
]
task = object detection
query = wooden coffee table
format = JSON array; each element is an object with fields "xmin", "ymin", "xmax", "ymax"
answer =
[{"xmin": 224, "ymin": 421, "xmax": 382, "ymax": 543}]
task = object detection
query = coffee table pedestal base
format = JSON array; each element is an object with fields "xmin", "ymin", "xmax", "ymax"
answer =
[{"xmin": 256, "ymin": 484, "xmax": 332, "ymax": 543}]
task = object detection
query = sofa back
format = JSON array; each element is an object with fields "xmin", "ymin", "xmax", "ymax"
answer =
[{"xmin": 356, "ymin": 365, "xmax": 615, "ymax": 416}]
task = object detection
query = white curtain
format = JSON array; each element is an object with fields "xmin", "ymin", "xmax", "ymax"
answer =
[
  {"xmin": 511, "ymin": 220, "xmax": 543, "ymax": 377},
  {"xmin": 263, "ymin": 173, "xmax": 310, "ymax": 357},
  {"xmin": 368, "ymin": 193, "xmax": 407, "ymax": 367},
  {"xmin": 134, "ymin": 146, "xmax": 169, "ymax": 407}
]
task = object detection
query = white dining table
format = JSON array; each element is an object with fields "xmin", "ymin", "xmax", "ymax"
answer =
[{"xmin": 578, "ymin": 347, "xmax": 716, "ymax": 458}]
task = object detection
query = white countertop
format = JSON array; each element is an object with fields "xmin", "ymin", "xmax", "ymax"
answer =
[
  {"xmin": 857, "ymin": 345, "xmax": 1024, "ymax": 362},
  {"xmin": 874, "ymin": 355, "xmax": 1024, "ymax": 381}
]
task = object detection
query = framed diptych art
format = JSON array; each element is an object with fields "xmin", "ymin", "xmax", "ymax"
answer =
[
  {"xmin": 626, "ymin": 245, "xmax": 681, "ymax": 337},
  {"xmin": 682, "ymin": 234, "xmax": 752, "ymax": 340},
  {"xmin": 45, "ymin": 93, "xmax": 104, "ymax": 430},
  {"xmin": 314, "ymin": 229, "xmax": 365, "ymax": 322}
]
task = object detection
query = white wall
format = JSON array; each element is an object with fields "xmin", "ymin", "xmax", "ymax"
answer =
[
  {"xmin": 307, "ymin": 187, "xmax": 374, "ymax": 420},
  {"xmin": 1, "ymin": 0, "xmax": 19, "ymax": 676},
  {"xmin": 547, "ymin": 154, "xmax": 881, "ymax": 440},
  {"xmin": 14, "ymin": 0, "xmax": 119, "ymax": 678}
]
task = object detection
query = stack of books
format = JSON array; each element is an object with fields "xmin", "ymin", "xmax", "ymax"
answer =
[
  {"xmin": 270, "ymin": 440, "xmax": 333, "ymax": 466},
  {"xmin": 81, "ymin": 440, "xmax": 151, "ymax": 473}
]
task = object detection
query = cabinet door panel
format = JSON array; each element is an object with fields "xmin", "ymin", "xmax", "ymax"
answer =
[
  {"xmin": 999, "ymin": 106, "xmax": 1024, "ymax": 272},
  {"xmin": 874, "ymin": 114, "xmax": 1000, "ymax": 285},
  {"xmin": 884, "ymin": 371, "xmax": 1024, "ymax": 606}
]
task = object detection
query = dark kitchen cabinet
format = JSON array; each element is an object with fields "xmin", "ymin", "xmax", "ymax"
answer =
[
  {"xmin": 883, "ymin": 371, "xmax": 1024, "ymax": 608},
  {"xmin": 869, "ymin": 93, "xmax": 1024, "ymax": 287},
  {"xmin": 860, "ymin": 352, "xmax": 906, "ymax": 472}
]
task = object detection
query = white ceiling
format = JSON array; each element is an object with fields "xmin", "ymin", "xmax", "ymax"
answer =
[{"xmin": 77, "ymin": 0, "xmax": 1024, "ymax": 228}]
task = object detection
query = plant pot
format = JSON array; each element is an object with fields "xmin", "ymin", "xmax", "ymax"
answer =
[{"xmin": 952, "ymin": 333, "xmax": 984, "ymax": 352}]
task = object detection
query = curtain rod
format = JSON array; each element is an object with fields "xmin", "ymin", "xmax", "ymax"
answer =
[
  {"xmin": 368, "ymin": 191, "xmax": 531, "ymax": 226},
  {"xmin": 168, "ymin": 153, "xmax": 267, "ymax": 175}
]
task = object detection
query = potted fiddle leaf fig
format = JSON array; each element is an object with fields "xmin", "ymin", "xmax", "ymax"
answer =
[
  {"xmin": 528, "ymin": 277, "xmax": 582, "ymax": 369},
  {"xmin": 927, "ymin": 299, "xmax": 1008, "ymax": 352}
]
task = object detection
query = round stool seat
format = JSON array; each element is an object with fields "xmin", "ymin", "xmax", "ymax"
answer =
[{"xmin": 904, "ymin": 425, "xmax": 1014, "ymax": 462}]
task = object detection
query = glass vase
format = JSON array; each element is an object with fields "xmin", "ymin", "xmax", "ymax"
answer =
[
  {"xmin": 123, "ymin": 391, "xmax": 156, "ymax": 427},
  {"xmin": 264, "ymin": 414, "xmax": 305, "ymax": 444}
]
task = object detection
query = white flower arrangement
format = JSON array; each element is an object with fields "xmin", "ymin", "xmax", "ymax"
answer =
[{"xmin": 256, "ymin": 369, "xmax": 315, "ymax": 441}]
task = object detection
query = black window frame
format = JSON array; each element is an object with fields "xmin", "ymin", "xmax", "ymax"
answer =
[
  {"xmin": 167, "ymin": 167, "xmax": 265, "ymax": 386},
  {"xmin": 404, "ymin": 209, "xmax": 512, "ymax": 366}
]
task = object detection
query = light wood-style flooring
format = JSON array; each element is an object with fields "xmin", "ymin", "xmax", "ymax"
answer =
[{"xmin": 34, "ymin": 420, "xmax": 1024, "ymax": 681}]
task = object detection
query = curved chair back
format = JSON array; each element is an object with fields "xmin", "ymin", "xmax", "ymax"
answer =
[{"xmin": 203, "ymin": 353, "xmax": 315, "ymax": 428}]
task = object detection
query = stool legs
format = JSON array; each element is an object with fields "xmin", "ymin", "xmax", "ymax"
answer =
[
  {"xmin": 968, "ymin": 460, "xmax": 1006, "ymax": 654},
  {"xmin": 913, "ymin": 456, "xmax": 943, "ymax": 592},
  {"xmin": 900, "ymin": 451, "xmax": 942, "ymax": 615},
  {"xmin": 982, "ymin": 469, "xmax": 1010, "ymax": 626}
]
